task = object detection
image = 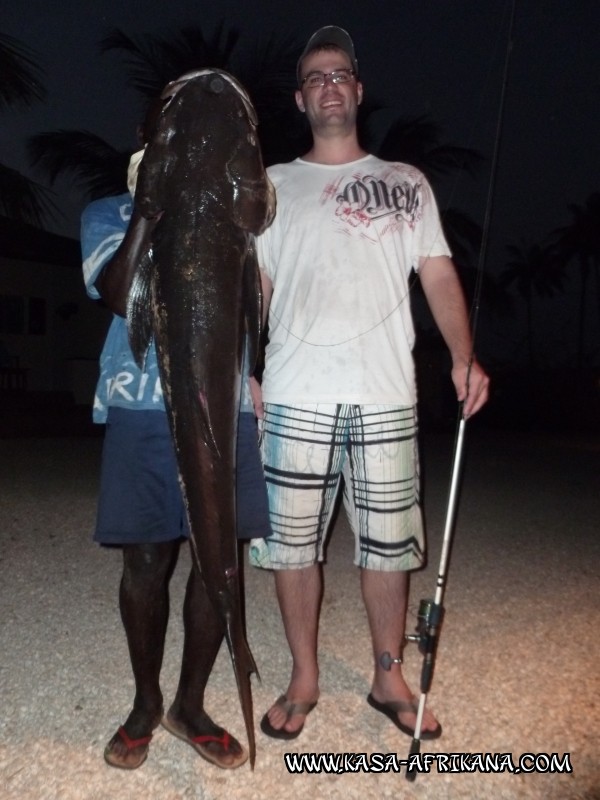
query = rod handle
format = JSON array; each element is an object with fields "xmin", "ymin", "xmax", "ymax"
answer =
[{"xmin": 405, "ymin": 737, "xmax": 420, "ymax": 782}]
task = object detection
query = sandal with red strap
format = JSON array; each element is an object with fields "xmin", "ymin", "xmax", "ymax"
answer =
[
  {"xmin": 104, "ymin": 725, "xmax": 153, "ymax": 770},
  {"xmin": 161, "ymin": 713, "xmax": 248, "ymax": 769}
]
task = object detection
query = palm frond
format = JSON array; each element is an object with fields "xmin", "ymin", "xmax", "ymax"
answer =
[
  {"xmin": 550, "ymin": 192, "xmax": 600, "ymax": 263},
  {"xmin": 100, "ymin": 24, "xmax": 242, "ymax": 98},
  {"xmin": 0, "ymin": 162, "xmax": 57, "ymax": 226},
  {"xmin": 502, "ymin": 240, "xmax": 565, "ymax": 297},
  {"xmin": 233, "ymin": 32, "xmax": 304, "ymax": 164},
  {"xmin": 28, "ymin": 130, "xmax": 130, "ymax": 199},
  {"xmin": 376, "ymin": 114, "xmax": 483, "ymax": 179},
  {"xmin": 234, "ymin": 32, "xmax": 299, "ymax": 106},
  {"xmin": 0, "ymin": 33, "xmax": 46, "ymax": 111},
  {"xmin": 442, "ymin": 208, "xmax": 482, "ymax": 261}
]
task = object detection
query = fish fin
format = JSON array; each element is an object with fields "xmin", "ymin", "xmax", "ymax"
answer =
[
  {"xmin": 126, "ymin": 249, "xmax": 154, "ymax": 369},
  {"xmin": 242, "ymin": 240, "xmax": 262, "ymax": 375},
  {"xmin": 196, "ymin": 388, "xmax": 221, "ymax": 458}
]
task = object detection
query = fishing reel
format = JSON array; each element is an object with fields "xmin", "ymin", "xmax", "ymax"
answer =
[
  {"xmin": 405, "ymin": 598, "xmax": 444, "ymax": 655},
  {"xmin": 380, "ymin": 598, "xmax": 445, "ymax": 671},
  {"xmin": 404, "ymin": 597, "xmax": 445, "ymax": 695}
]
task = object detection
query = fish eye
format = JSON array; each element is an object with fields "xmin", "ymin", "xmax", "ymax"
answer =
[{"xmin": 209, "ymin": 77, "xmax": 225, "ymax": 94}]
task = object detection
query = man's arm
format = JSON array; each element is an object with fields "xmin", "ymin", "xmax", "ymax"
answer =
[
  {"xmin": 260, "ymin": 269, "xmax": 273, "ymax": 327},
  {"xmin": 248, "ymin": 269, "xmax": 273, "ymax": 420},
  {"xmin": 418, "ymin": 255, "xmax": 489, "ymax": 417},
  {"xmin": 94, "ymin": 207, "xmax": 158, "ymax": 317}
]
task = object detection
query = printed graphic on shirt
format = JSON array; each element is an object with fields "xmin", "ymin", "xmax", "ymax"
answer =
[
  {"xmin": 91, "ymin": 336, "xmax": 165, "ymax": 423},
  {"xmin": 95, "ymin": 361, "xmax": 163, "ymax": 410},
  {"xmin": 320, "ymin": 168, "xmax": 423, "ymax": 236}
]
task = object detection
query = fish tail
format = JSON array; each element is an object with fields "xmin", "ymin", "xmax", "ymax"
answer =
[{"xmin": 225, "ymin": 618, "xmax": 259, "ymax": 768}]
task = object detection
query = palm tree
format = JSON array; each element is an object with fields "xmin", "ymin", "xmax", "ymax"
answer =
[
  {"xmin": 500, "ymin": 240, "xmax": 564, "ymax": 366},
  {"xmin": 28, "ymin": 130, "xmax": 132, "ymax": 200},
  {"xmin": 368, "ymin": 110, "xmax": 508, "ymax": 350},
  {"xmin": 369, "ymin": 109, "xmax": 485, "ymax": 270},
  {"xmin": 375, "ymin": 112, "xmax": 483, "ymax": 182},
  {"xmin": 28, "ymin": 25, "xmax": 301, "ymax": 201},
  {"xmin": 0, "ymin": 33, "xmax": 55, "ymax": 225},
  {"xmin": 100, "ymin": 24, "xmax": 242, "ymax": 98},
  {"xmin": 550, "ymin": 193, "xmax": 600, "ymax": 368}
]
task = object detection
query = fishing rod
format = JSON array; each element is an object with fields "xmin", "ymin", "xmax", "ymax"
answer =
[
  {"xmin": 403, "ymin": 411, "xmax": 466, "ymax": 781},
  {"xmin": 400, "ymin": 0, "xmax": 518, "ymax": 781}
]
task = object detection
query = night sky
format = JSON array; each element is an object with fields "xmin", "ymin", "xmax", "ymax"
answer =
[{"xmin": 2, "ymin": 0, "xmax": 599, "ymax": 366}]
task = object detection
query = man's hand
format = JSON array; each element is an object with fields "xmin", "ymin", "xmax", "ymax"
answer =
[
  {"xmin": 419, "ymin": 255, "xmax": 490, "ymax": 418},
  {"xmin": 452, "ymin": 358, "xmax": 490, "ymax": 418},
  {"xmin": 249, "ymin": 375, "xmax": 264, "ymax": 420},
  {"xmin": 95, "ymin": 207, "xmax": 160, "ymax": 317}
]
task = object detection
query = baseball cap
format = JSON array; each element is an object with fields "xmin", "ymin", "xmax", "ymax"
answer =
[{"xmin": 296, "ymin": 26, "xmax": 358, "ymax": 84}]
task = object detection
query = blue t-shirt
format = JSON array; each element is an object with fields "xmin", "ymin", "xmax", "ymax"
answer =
[{"xmin": 81, "ymin": 193, "xmax": 253, "ymax": 422}]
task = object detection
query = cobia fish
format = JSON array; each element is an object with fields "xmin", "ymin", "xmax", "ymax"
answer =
[{"xmin": 127, "ymin": 69, "xmax": 276, "ymax": 766}]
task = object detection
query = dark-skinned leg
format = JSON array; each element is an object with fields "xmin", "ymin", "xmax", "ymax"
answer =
[
  {"xmin": 163, "ymin": 560, "xmax": 247, "ymax": 768},
  {"xmin": 104, "ymin": 540, "xmax": 179, "ymax": 768}
]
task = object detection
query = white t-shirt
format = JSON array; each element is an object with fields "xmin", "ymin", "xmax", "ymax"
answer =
[{"xmin": 256, "ymin": 155, "xmax": 451, "ymax": 406}]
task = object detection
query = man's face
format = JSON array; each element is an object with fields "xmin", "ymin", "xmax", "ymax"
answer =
[{"xmin": 295, "ymin": 47, "xmax": 362, "ymax": 135}]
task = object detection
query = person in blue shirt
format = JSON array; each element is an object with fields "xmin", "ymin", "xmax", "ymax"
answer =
[{"xmin": 81, "ymin": 106, "xmax": 270, "ymax": 770}]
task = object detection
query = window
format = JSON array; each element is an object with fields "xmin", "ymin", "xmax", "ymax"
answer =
[{"xmin": 0, "ymin": 295, "xmax": 46, "ymax": 335}]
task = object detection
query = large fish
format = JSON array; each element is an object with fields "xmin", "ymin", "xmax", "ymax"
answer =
[{"xmin": 127, "ymin": 69, "xmax": 276, "ymax": 766}]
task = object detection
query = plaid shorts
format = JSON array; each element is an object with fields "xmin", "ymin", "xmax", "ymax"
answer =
[{"xmin": 249, "ymin": 403, "xmax": 425, "ymax": 571}]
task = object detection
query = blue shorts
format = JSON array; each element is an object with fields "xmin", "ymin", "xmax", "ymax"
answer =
[{"xmin": 94, "ymin": 407, "xmax": 271, "ymax": 545}]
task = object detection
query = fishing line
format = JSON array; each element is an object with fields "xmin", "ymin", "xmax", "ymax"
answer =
[
  {"xmin": 445, "ymin": 0, "xmax": 516, "ymax": 407},
  {"xmin": 468, "ymin": 0, "xmax": 517, "ymax": 348},
  {"xmin": 404, "ymin": 0, "xmax": 518, "ymax": 782}
]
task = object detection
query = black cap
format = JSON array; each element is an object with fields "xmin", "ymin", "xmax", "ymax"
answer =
[{"xmin": 297, "ymin": 26, "xmax": 358, "ymax": 85}]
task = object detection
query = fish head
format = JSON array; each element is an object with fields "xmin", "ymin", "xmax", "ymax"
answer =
[{"xmin": 144, "ymin": 69, "xmax": 275, "ymax": 234}]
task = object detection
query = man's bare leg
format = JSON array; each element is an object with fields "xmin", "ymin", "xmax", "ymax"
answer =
[
  {"xmin": 104, "ymin": 541, "xmax": 178, "ymax": 767},
  {"xmin": 164, "ymin": 563, "xmax": 246, "ymax": 767},
  {"xmin": 264, "ymin": 564, "xmax": 322, "ymax": 735},
  {"xmin": 361, "ymin": 568, "xmax": 439, "ymax": 734}
]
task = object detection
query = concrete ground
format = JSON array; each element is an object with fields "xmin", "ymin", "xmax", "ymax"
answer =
[{"xmin": 1, "ymin": 424, "xmax": 598, "ymax": 799}]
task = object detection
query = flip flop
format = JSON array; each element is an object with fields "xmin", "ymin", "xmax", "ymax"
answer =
[
  {"xmin": 367, "ymin": 693, "xmax": 442, "ymax": 740},
  {"xmin": 260, "ymin": 694, "xmax": 318, "ymax": 741},
  {"xmin": 104, "ymin": 726, "xmax": 153, "ymax": 770},
  {"xmin": 161, "ymin": 714, "xmax": 248, "ymax": 769}
]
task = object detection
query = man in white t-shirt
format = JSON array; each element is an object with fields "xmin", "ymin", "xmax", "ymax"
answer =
[{"xmin": 251, "ymin": 26, "xmax": 489, "ymax": 741}]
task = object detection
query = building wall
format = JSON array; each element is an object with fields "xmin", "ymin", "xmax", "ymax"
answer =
[{"xmin": 0, "ymin": 256, "xmax": 110, "ymax": 400}]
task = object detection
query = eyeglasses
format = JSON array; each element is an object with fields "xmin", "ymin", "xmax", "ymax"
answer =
[{"xmin": 301, "ymin": 69, "xmax": 356, "ymax": 89}]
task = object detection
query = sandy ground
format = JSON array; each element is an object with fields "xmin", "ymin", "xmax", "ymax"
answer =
[{"xmin": 1, "ymin": 425, "xmax": 598, "ymax": 800}]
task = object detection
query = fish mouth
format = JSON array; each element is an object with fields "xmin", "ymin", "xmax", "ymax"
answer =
[{"xmin": 161, "ymin": 68, "xmax": 259, "ymax": 126}]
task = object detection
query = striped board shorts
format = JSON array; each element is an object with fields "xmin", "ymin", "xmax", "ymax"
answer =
[{"xmin": 249, "ymin": 403, "xmax": 425, "ymax": 572}]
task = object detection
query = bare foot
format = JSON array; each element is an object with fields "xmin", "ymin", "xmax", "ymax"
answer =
[
  {"xmin": 261, "ymin": 694, "xmax": 319, "ymax": 738},
  {"xmin": 262, "ymin": 673, "xmax": 320, "ymax": 739}
]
